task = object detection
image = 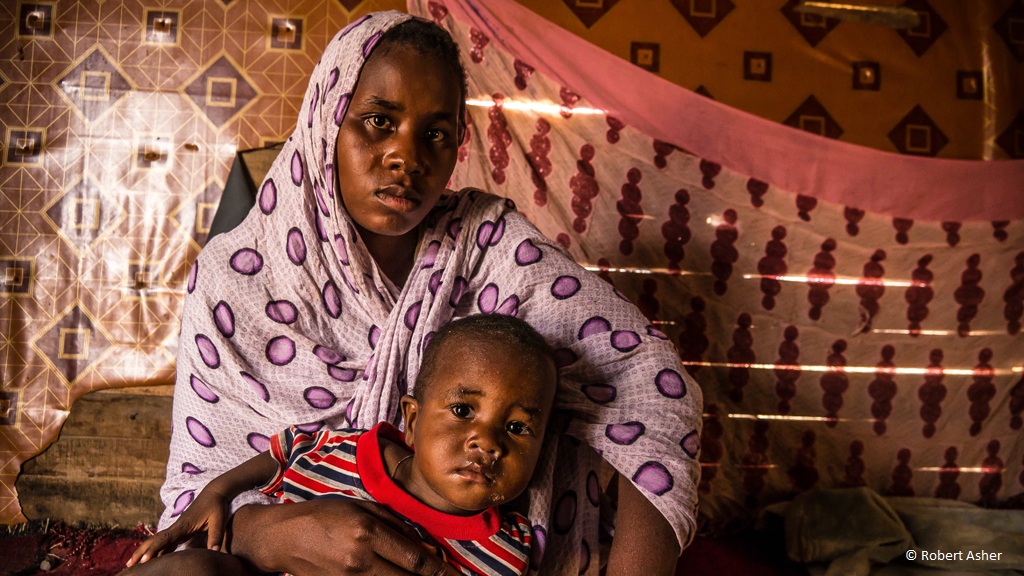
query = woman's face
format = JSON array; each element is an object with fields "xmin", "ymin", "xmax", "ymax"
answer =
[{"xmin": 334, "ymin": 43, "xmax": 461, "ymax": 243}]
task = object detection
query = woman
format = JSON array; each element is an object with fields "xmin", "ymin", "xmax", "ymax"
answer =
[{"xmin": 159, "ymin": 12, "xmax": 701, "ymax": 575}]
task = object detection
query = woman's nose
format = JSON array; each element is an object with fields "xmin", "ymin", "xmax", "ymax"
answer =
[{"xmin": 385, "ymin": 132, "xmax": 424, "ymax": 175}]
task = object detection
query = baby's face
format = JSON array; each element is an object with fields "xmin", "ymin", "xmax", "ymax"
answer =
[{"xmin": 401, "ymin": 338, "xmax": 557, "ymax": 515}]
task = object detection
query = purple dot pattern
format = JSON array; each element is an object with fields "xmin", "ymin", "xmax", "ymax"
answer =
[
  {"xmin": 287, "ymin": 228, "xmax": 307, "ymax": 265},
  {"xmin": 335, "ymin": 234, "xmax": 350, "ymax": 265},
  {"xmin": 266, "ymin": 300, "xmax": 298, "ymax": 324},
  {"xmin": 171, "ymin": 490, "xmax": 195, "ymax": 517},
  {"xmin": 681, "ymin": 430, "xmax": 701, "ymax": 458},
  {"xmin": 166, "ymin": 11, "xmax": 700, "ymax": 562},
  {"xmin": 611, "ymin": 330, "xmax": 641, "ymax": 352},
  {"xmin": 334, "ymin": 93, "xmax": 351, "ymax": 126},
  {"xmin": 185, "ymin": 417, "xmax": 215, "ymax": 447},
  {"xmin": 322, "ymin": 280, "xmax": 343, "ymax": 319},
  {"xmin": 476, "ymin": 219, "xmax": 505, "ymax": 248},
  {"xmin": 240, "ymin": 371, "xmax": 270, "ymax": 402},
  {"xmin": 362, "ymin": 31, "xmax": 381, "ymax": 57},
  {"xmin": 633, "ymin": 461, "xmax": 674, "ymax": 496},
  {"xmin": 230, "ymin": 248, "xmax": 264, "ymax": 276},
  {"xmin": 296, "ymin": 421, "xmax": 323, "ymax": 433},
  {"xmin": 405, "ymin": 301, "xmax": 422, "ymax": 330},
  {"xmin": 515, "ymin": 239, "xmax": 542, "ymax": 265},
  {"xmin": 421, "ymin": 240, "xmax": 441, "ymax": 268},
  {"xmin": 553, "ymin": 491, "xmax": 577, "ymax": 534},
  {"xmin": 195, "ymin": 334, "xmax": 220, "ymax": 368},
  {"xmin": 314, "ymin": 345, "xmax": 344, "ymax": 364},
  {"xmin": 325, "ymin": 68, "xmax": 339, "ymax": 99},
  {"xmin": 578, "ymin": 316, "xmax": 611, "ymax": 340},
  {"xmin": 213, "ymin": 301, "xmax": 235, "ymax": 338},
  {"xmin": 190, "ymin": 375, "xmax": 219, "ymax": 403},
  {"xmin": 449, "ymin": 276, "xmax": 468, "ymax": 307},
  {"xmin": 428, "ymin": 269, "xmax": 444, "ymax": 295},
  {"xmin": 328, "ymin": 365, "xmax": 357, "ymax": 382},
  {"xmin": 551, "ymin": 275, "xmax": 581, "ymax": 299},
  {"xmin": 496, "ymin": 294, "xmax": 519, "ymax": 316},
  {"xmin": 582, "ymin": 384, "xmax": 617, "ymax": 404},
  {"xmin": 304, "ymin": 386, "xmax": 337, "ymax": 409},
  {"xmin": 291, "ymin": 150, "xmax": 304, "ymax": 185},
  {"xmin": 647, "ymin": 325, "xmax": 669, "ymax": 340},
  {"xmin": 478, "ymin": 283, "xmax": 499, "ymax": 313},
  {"xmin": 247, "ymin": 432, "xmax": 270, "ymax": 453},
  {"xmin": 529, "ymin": 525, "xmax": 547, "ymax": 570},
  {"xmin": 656, "ymin": 368, "xmax": 687, "ymax": 398},
  {"xmin": 307, "ymin": 83, "xmax": 320, "ymax": 127},
  {"xmin": 181, "ymin": 462, "xmax": 203, "ymax": 475},
  {"xmin": 259, "ymin": 179, "xmax": 277, "ymax": 215},
  {"xmin": 266, "ymin": 336, "xmax": 296, "ymax": 366},
  {"xmin": 314, "ymin": 183, "xmax": 330, "ymax": 216},
  {"xmin": 447, "ymin": 218, "xmax": 462, "ymax": 240},
  {"xmin": 606, "ymin": 421, "xmax": 645, "ymax": 445}
]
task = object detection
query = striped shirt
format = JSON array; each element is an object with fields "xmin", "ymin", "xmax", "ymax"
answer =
[{"xmin": 260, "ymin": 422, "xmax": 532, "ymax": 576}]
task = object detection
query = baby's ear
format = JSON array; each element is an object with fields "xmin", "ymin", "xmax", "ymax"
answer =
[{"xmin": 399, "ymin": 394, "xmax": 419, "ymax": 448}]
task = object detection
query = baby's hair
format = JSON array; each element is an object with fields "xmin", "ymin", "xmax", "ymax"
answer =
[
  {"xmin": 415, "ymin": 314, "xmax": 556, "ymax": 402},
  {"xmin": 373, "ymin": 18, "xmax": 468, "ymax": 142}
]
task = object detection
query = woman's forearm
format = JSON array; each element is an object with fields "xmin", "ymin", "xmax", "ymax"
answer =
[
  {"xmin": 227, "ymin": 502, "xmax": 287, "ymax": 572},
  {"xmin": 605, "ymin": 474, "xmax": 681, "ymax": 576}
]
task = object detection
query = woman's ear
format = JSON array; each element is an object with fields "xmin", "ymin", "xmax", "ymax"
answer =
[{"xmin": 400, "ymin": 394, "xmax": 419, "ymax": 448}]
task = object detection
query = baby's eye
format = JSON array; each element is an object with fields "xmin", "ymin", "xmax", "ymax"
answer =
[
  {"xmin": 451, "ymin": 404, "xmax": 472, "ymax": 419},
  {"xmin": 366, "ymin": 115, "xmax": 392, "ymax": 130},
  {"xmin": 507, "ymin": 421, "xmax": 530, "ymax": 436}
]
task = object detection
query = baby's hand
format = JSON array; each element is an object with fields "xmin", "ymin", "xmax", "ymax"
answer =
[{"xmin": 125, "ymin": 486, "xmax": 232, "ymax": 567}]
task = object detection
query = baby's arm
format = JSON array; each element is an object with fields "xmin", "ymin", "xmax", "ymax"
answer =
[{"xmin": 127, "ymin": 452, "xmax": 278, "ymax": 567}]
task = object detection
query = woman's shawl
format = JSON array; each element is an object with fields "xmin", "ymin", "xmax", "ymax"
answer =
[{"xmin": 160, "ymin": 10, "xmax": 703, "ymax": 573}]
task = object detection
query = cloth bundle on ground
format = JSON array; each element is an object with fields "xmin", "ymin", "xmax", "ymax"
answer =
[{"xmin": 766, "ymin": 487, "xmax": 1024, "ymax": 575}]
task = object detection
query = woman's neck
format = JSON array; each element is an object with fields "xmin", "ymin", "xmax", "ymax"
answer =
[{"xmin": 359, "ymin": 227, "xmax": 419, "ymax": 288}]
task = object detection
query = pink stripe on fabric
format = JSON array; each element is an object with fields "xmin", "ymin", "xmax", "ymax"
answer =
[{"xmin": 424, "ymin": 0, "xmax": 1024, "ymax": 221}]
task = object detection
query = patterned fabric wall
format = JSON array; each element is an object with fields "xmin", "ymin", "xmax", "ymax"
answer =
[
  {"xmin": 0, "ymin": 0, "xmax": 405, "ymax": 524},
  {"xmin": 0, "ymin": 0, "xmax": 1021, "ymax": 527},
  {"xmin": 421, "ymin": 0, "xmax": 1023, "ymax": 535},
  {"xmin": 519, "ymin": 0, "xmax": 1023, "ymax": 160}
]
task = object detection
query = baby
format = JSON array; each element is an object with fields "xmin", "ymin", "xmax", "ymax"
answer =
[{"xmin": 127, "ymin": 313, "xmax": 558, "ymax": 576}]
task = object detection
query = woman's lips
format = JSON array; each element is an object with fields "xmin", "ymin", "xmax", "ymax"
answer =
[{"xmin": 375, "ymin": 186, "xmax": 420, "ymax": 213}]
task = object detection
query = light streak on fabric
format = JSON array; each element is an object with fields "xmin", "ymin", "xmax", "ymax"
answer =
[
  {"xmin": 680, "ymin": 360, "xmax": 1015, "ymax": 377},
  {"xmin": 741, "ymin": 273, "xmax": 917, "ymax": 288},
  {"xmin": 466, "ymin": 98, "xmax": 606, "ymax": 116}
]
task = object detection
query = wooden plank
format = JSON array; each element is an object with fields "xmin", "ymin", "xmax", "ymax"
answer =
[
  {"xmin": 17, "ymin": 476, "xmax": 165, "ymax": 526},
  {"xmin": 19, "ymin": 437, "xmax": 168, "ymax": 478},
  {"xmin": 57, "ymin": 393, "xmax": 172, "ymax": 439},
  {"xmin": 15, "ymin": 391, "xmax": 174, "ymax": 525}
]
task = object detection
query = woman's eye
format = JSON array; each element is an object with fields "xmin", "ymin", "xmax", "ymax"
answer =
[
  {"xmin": 451, "ymin": 404, "xmax": 472, "ymax": 418},
  {"xmin": 507, "ymin": 421, "xmax": 530, "ymax": 436},
  {"xmin": 367, "ymin": 115, "xmax": 391, "ymax": 130},
  {"xmin": 425, "ymin": 129, "xmax": 447, "ymax": 142}
]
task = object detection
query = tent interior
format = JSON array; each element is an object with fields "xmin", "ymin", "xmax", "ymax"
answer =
[{"xmin": 1, "ymin": 0, "xmax": 1022, "ymax": 574}]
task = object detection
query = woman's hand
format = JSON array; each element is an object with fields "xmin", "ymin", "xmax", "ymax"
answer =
[
  {"xmin": 125, "ymin": 485, "xmax": 232, "ymax": 567},
  {"xmin": 228, "ymin": 498, "xmax": 461, "ymax": 576}
]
